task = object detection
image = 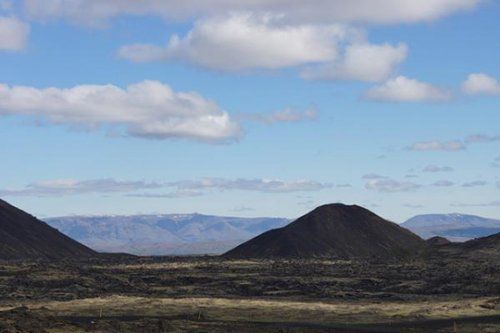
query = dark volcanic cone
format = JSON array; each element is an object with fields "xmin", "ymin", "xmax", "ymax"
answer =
[
  {"xmin": 224, "ymin": 203, "xmax": 425, "ymax": 259},
  {"xmin": 0, "ymin": 199, "xmax": 96, "ymax": 260}
]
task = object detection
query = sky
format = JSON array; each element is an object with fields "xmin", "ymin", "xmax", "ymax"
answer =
[{"xmin": 0, "ymin": 0, "xmax": 499, "ymax": 222}]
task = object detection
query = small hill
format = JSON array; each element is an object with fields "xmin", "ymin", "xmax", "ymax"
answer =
[
  {"xmin": 428, "ymin": 232, "xmax": 500, "ymax": 261},
  {"xmin": 426, "ymin": 236, "xmax": 451, "ymax": 246},
  {"xmin": 224, "ymin": 204, "xmax": 425, "ymax": 259},
  {"xmin": 0, "ymin": 199, "xmax": 96, "ymax": 260},
  {"xmin": 402, "ymin": 213, "xmax": 500, "ymax": 242}
]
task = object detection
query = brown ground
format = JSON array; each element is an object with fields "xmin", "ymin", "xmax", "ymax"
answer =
[{"xmin": 0, "ymin": 255, "xmax": 499, "ymax": 332}]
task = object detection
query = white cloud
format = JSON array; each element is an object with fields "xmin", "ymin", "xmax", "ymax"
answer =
[
  {"xmin": 0, "ymin": 177, "xmax": 332, "ymax": 197},
  {"xmin": 365, "ymin": 179, "xmax": 420, "ymax": 193},
  {"xmin": 301, "ymin": 43, "xmax": 407, "ymax": 82},
  {"xmin": 119, "ymin": 13, "xmax": 407, "ymax": 80},
  {"xmin": 408, "ymin": 140, "xmax": 465, "ymax": 152},
  {"xmin": 462, "ymin": 181, "xmax": 487, "ymax": 187},
  {"xmin": 0, "ymin": 179, "xmax": 161, "ymax": 197},
  {"xmin": 492, "ymin": 156, "xmax": 500, "ymax": 168},
  {"xmin": 364, "ymin": 76, "xmax": 451, "ymax": 102},
  {"xmin": 0, "ymin": 1, "xmax": 13, "ymax": 11},
  {"xmin": 451, "ymin": 201, "xmax": 500, "ymax": 208},
  {"xmin": 362, "ymin": 173, "xmax": 386, "ymax": 180},
  {"xmin": 404, "ymin": 204, "xmax": 424, "ymax": 209},
  {"xmin": 0, "ymin": 16, "xmax": 29, "ymax": 51},
  {"xmin": 240, "ymin": 107, "xmax": 317, "ymax": 124},
  {"xmin": 127, "ymin": 189, "xmax": 203, "ymax": 199},
  {"xmin": 432, "ymin": 180, "xmax": 454, "ymax": 187},
  {"xmin": 0, "ymin": 80, "xmax": 242, "ymax": 143},
  {"xmin": 119, "ymin": 13, "xmax": 346, "ymax": 72},
  {"xmin": 24, "ymin": 0, "xmax": 481, "ymax": 26},
  {"xmin": 462, "ymin": 73, "xmax": 500, "ymax": 96},
  {"xmin": 465, "ymin": 134, "xmax": 500, "ymax": 144},
  {"xmin": 170, "ymin": 178, "xmax": 332, "ymax": 193},
  {"xmin": 423, "ymin": 165, "xmax": 454, "ymax": 173}
]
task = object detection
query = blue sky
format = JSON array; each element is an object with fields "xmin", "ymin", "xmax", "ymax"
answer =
[{"xmin": 0, "ymin": 0, "xmax": 499, "ymax": 222}]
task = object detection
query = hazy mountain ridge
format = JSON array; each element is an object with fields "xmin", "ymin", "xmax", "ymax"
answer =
[
  {"xmin": 45, "ymin": 214, "xmax": 289, "ymax": 255},
  {"xmin": 402, "ymin": 213, "xmax": 500, "ymax": 241}
]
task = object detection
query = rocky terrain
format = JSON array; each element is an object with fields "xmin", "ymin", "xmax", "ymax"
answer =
[
  {"xmin": 0, "ymin": 253, "xmax": 498, "ymax": 332},
  {"xmin": 1, "ymin": 201, "xmax": 499, "ymax": 332}
]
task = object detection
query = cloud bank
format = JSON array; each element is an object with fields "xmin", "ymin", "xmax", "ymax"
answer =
[
  {"xmin": 1, "ymin": 177, "xmax": 332, "ymax": 197},
  {"xmin": 0, "ymin": 16, "xmax": 29, "ymax": 51},
  {"xmin": 0, "ymin": 80, "xmax": 242, "ymax": 143},
  {"xmin": 24, "ymin": 0, "xmax": 481, "ymax": 26}
]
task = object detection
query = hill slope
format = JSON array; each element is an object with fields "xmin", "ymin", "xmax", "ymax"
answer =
[
  {"xmin": 402, "ymin": 214, "xmax": 500, "ymax": 241},
  {"xmin": 45, "ymin": 214, "xmax": 289, "ymax": 255},
  {"xmin": 224, "ymin": 204, "xmax": 425, "ymax": 259},
  {"xmin": 0, "ymin": 199, "xmax": 96, "ymax": 260},
  {"xmin": 428, "ymin": 232, "xmax": 500, "ymax": 261}
]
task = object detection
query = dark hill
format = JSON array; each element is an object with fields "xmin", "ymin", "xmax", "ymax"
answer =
[
  {"xmin": 224, "ymin": 204, "xmax": 425, "ymax": 259},
  {"xmin": 453, "ymin": 232, "xmax": 500, "ymax": 258},
  {"xmin": 0, "ymin": 199, "xmax": 96, "ymax": 260},
  {"xmin": 426, "ymin": 232, "xmax": 500, "ymax": 261},
  {"xmin": 426, "ymin": 236, "xmax": 451, "ymax": 246}
]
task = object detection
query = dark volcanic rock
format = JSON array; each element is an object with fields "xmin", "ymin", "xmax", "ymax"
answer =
[
  {"xmin": 427, "ymin": 236, "xmax": 452, "ymax": 246},
  {"xmin": 0, "ymin": 199, "xmax": 96, "ymax": 260},
  {"xmin": 224, "ymin": 204, "xmax": 425, "ymax": 259}
]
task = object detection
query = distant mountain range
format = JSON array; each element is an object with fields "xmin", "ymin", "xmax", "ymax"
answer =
[
  {"xmin": 401, "ymin": 214, "xmax": 500, "ymax": 242},
  {"xmin": 0, "ymin": 199, "xmax": 96, "ymax": 260},
  {"xmin": 44, "ymin": 212, "xmax": 500, "ymax": 256},
  {"xmin": 45, "ymin": 214, "xmax": 289, "ymax": 255},
  {"xmin": 225, "ymin": 204, "xmax": 425, "ymax": 259},
  {"xmin": 2, "ymin": 198, "xmax": 500, "ymax": 260}
]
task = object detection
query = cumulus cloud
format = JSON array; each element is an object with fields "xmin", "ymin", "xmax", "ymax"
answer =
[
  {"xmin": 432, "ymin": 180, "xmax": 455, "ymax": 187},
  {"xmin": 301, "ymin": 43, "xmax": 407, "ymax": 82},
  {"xmin": 170, "ymin": 177, "xmax": 332, "ymax": 193},
  {"xmin": 363, "ymin": 76, "xmax": 451, "ymax": 103},
  {"xmin": 462, "ymin": 181, "xmax": 487, "ymax": 187},
  {"xmin": 240, "ymin": 107, "xmax": 317, "ymax": 124},
  {"xmin": 0, "ymin": 179, "xmax": 161, "ymax": 197},
  {"xmin": 119, "ymin": 13, "xmax": 408, "ymax": 80},
  {"xmin": 423, "ymin": 165, "xmax": 454, "ymax": 173},
  {"xmin": 0, "ymin": 16, "xmax": 30, "ymax": 51},
  {"xmin": 0, "ymin": 80, "xmax": 242, "ymax": 143},
  {"xmin": 365, "ymin": 179, "xmax": 420, "ymax": 193},
  {"xmin": 119, "ymin": 13, "xmax": 354, "ymax": 72},
  {"xmin": 23, "ymin": 0, "xmax": 481, "ymax": 26},
  {"xmin": 407, "ymin": 140, "xmax": 465, "ymax": 152},
  {"xmin": 462, "ymin": 73, "xmax": 500, "ymax": 96}
]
